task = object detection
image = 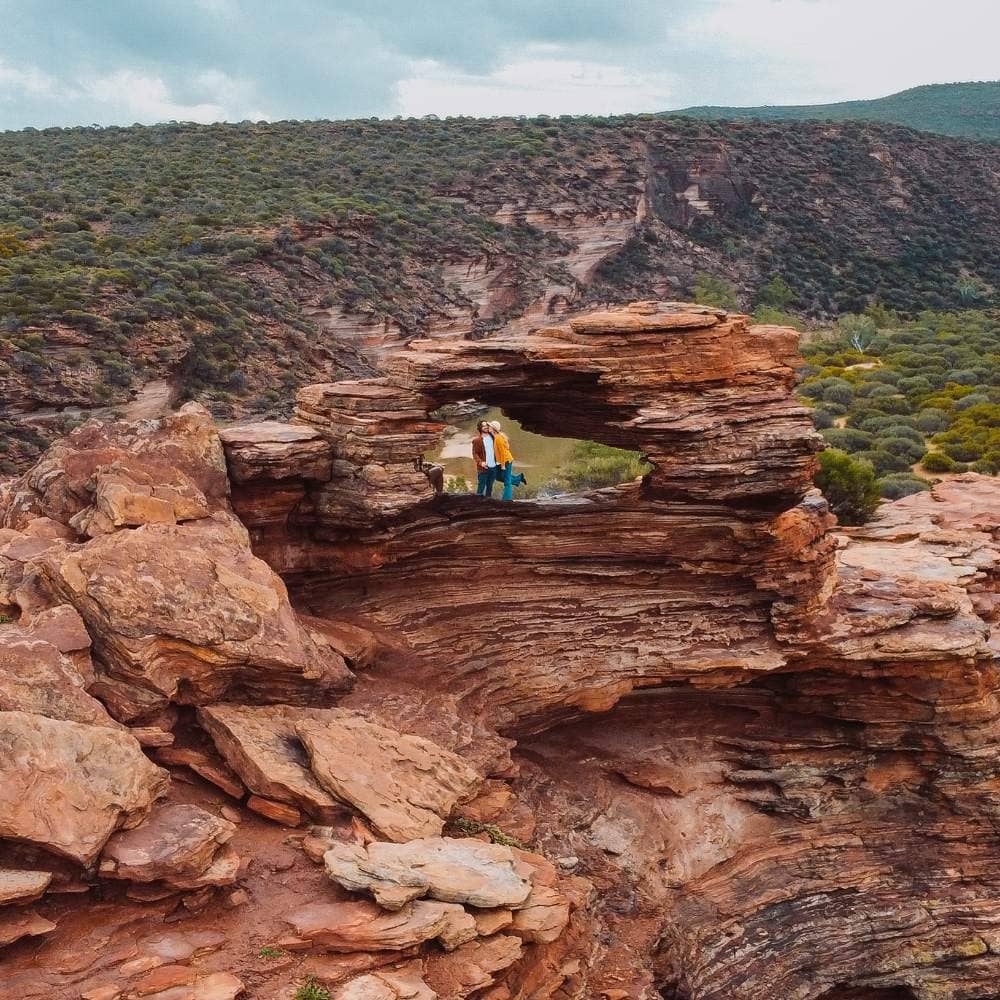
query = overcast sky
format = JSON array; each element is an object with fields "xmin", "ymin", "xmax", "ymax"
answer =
[{"xmin": 1, "ymin": 0, "xmax": 997, "ymax": 130}]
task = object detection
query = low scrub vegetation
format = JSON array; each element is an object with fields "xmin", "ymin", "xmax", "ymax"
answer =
[{"xmin": 802, "ymin": 307, "xmax": 1000, "ymax": 520}]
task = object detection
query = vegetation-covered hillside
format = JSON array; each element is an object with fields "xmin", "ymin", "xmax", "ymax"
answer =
[
  {"xmin": 2, "ymin": 114, "xmax": 999, "ymax": 469},
  {"xmin": 673, "ymin": 82, "xmax": 1000, "ymax": 142}
]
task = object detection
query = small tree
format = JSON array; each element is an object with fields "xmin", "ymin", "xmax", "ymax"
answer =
[
  {"xmin": 835, "ymin": 314, "xmax": 878, "ymax": 353},
  {"xmin": 814, "ymin": 449, "xmax": 880, "ymax": 525},
  {"xmin": 692, "ymin": 273, "xmax": 739, "ymax": 311},
  {"xmin": 755, "ymin": 276, "xmax": 795, "ymax": 310}
]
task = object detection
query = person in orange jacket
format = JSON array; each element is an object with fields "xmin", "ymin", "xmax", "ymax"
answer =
[{"xmin": 489, "ymin": 420, "xmax": 527, "ymax": 500}]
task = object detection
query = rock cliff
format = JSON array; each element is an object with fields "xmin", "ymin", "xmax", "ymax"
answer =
[{"xmin": 0, "ymin": 303, "xmax": 998, "ymax": 999}]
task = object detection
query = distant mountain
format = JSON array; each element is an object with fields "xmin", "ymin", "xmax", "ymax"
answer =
[{"xmin": 670, "ymin": 82, "xmax": 1000, "ymax": 141}]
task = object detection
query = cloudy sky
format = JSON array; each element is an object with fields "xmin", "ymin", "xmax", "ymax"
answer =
[{"xmin": 0, "ymin": 0, "xmax": 997, "ymax": 130}]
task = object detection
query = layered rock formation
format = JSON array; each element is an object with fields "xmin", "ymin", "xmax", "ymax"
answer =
[{"xmin": 0, "ymin": 303, "xmax": 998, "ymax": 999}]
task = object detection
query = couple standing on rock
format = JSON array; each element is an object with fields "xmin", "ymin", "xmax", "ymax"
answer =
[{"xmin": 472, "ymin": 419, "xmax": 527, "ymax": 500}]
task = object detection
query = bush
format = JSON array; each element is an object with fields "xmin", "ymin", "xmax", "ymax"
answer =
[
  {"xmin": 921, "ymin": 451, "xmax": 956, "ymax": 472},
  {"xmin": 692, "ymin": 273, "xmax": 739, "ymax": 310},
  {"xmin": 821, "ymin": 427, "xmax": 872, "ymax": 452},
  {"xmin": 549, "ymin": 442, "xmax": 651, "ymax": 491},
  {"xmin": 812, "ymin": 407, "xmax": 835, "ymax": 430},
  {"xmin": 814, "ymin": 449, "xmax": 880, "ymax": 525},
  {"xmin": 915, "ymin": 408, "xmax": 950, "ymax": 433},
  {"xmin": 878, "ymin": 473, "xmax": 932, "ymax": 500}
]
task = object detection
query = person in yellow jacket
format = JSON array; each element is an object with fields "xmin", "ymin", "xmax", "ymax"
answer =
[{"xmin": 489, "ymin": 420, "xmax": 527, "ymax": 500}]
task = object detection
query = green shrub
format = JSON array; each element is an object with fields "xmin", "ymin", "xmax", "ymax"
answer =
[
  {"xmin": 692, "ymin": 273, "xmax": 739, "ymax": 310},
  {"xmin": 921, "ymin": 451, "xmax": 956, "ymax": 472},
  {"xmin": 878, "ymin": 473, "xmax": 932, "ymax": 500},
  {"xmin": 812, "ymin": 407, "xmax": 835, "ymax": 430},
  {"xmin": 814, "ymin": 448, "xmax": 880, "ymax": 525},
  {"xmin": 549, "ymin": 441, "xmax": 650, "ymax": 491},
  {"xmin": 822, "ymin": 427, "xmax": 873, "ymax": 452},
  {"xmin": 294, "ymin": 979, "xmax": 331, "ymax": 1000}
]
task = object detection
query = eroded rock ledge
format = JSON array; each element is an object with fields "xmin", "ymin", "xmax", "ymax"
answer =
[{"xmin": 0, "ymin": 303, "xmax": 997, "ymax": 999}]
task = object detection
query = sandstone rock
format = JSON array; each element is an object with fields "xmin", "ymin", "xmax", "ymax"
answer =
[
  {"xmin": 40, "ymin": 518, "xmax": 352, "ymax": 705},
  {"xmin": 70, "ymin": 463, "xmax": 211, "ymax": 538},
  {"xmin": 220, "ymin": 422, "xmax": 333, "ymax": 483},
  {"xmin": 152, "ymin": 747, "xmax": 245, "ymax": 799},
  {"xmin": 0, "ymin": 628, "xmax": 116, "ymax": 727},
  {"xmin": 296, "ymin": 713, "xmax": 482, "ymax": 842},
  {"xmin": 334, "ymin": 965, "xmax": 436, "ymax": 1000},
  {"xmin": 0, "ymin": 908, "xmax": 56, "ymax": 947},
  {"xmin": 509, "ymin": 884, "xmax": 571, "ymax": 944},
  {"xmin": 324, "ymin": 838, "xmax": 533, "ymax": 909},
  {"xmin": 198, "ymin": 705, "xmax": 341, "ymax": 820},
  {"xmin": 2, "ymin": 405, "xmax": 229, "ymax": 532},
  {"xmin": 424, "ymin": 935, "xmax": 524, "ymax": 997},
  {"xmin": 127, "ymin": 971, "xmax": 244, "ymax": 1000},
  {"xmin": 568, "ymin": 307, "xmax": 720, "ymax": 333},
  {"xmin": 99, "ymin": 804, "xmax": 236, "ymax": 883},
  {"xmin": 0, "ymin": 869, "xmax": 52, "ymax": 905},
  {"xmin": 247, "ymin": 795, "xmax": 302, "ymax": 827},
  {"xmin": 302, "ymin": 615, "xmax": 379, "ymax": 670},
  {"xmin": 470, "ymin": 908, "xmax": 514, "ymax": 936},
  {"xmin": 163, "ymin": 845, "xmax": 240, "ymax": 890},
  {"xmin": 284, "ymin": 899, "xmax": 477, "ymax": 953},
  {"xmin": 0, "ymin": 711, "xmax": 169, "ymax": 864}
]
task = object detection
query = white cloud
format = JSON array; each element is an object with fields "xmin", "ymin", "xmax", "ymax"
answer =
[
  {"xmin": 397, "ymin": 54, "xmax": 677, "ymax": 117},
  {"xmin": 0, "ymin": 60, "xmax": 60, "ymax": 102},
  {"xmin": 685, "ymin": 0, "xmax": 1000, "ymax": 105}
]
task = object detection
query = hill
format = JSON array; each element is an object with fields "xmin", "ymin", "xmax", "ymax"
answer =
[
  {"xmin": 2, "ymin": 114, "xmax": 1000, "ymax": 468},
  {"xmin": 671, "ymin": 82, "xmax": 1000, "ymax": 141}
]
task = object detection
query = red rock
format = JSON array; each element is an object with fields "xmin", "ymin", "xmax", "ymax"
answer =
[
  {"xmin": 0, "ymin": 711, "xmax": 169, "ymax": 865},
  {"xmin": 152, "ymin": 747, "xmax": 245, "ymax": 799},
  {"xmin": 284, "ymin": 899, "xmax": 477, "ymax": 953},
  {"xmin": 0, "ymin": 908, "xmax": 56, "ymax": 947},
  {"xmin": 247, "ymin": 796, "xmax": 302, "ymax": 827},
  {"xmin": 100, "ymin": 804, "xmax": 236, "ymax": 883},
  {"xmin": 0, "ymin": 869, "xmax": 52, "ymax": 905}
]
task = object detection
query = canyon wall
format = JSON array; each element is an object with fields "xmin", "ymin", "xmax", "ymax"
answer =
[{"xmin": 0, "ymin": 304, "xmax": 998, "ymax": 999}]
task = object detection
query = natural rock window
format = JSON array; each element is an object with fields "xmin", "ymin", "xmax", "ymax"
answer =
[{"xmin": 426, "ymin": 403, "xmax": 651, "ymax": 498}]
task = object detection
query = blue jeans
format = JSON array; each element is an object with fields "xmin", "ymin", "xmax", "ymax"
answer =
[
  {"xmin": 476, "ymin": 466, "xmax": 497, "ymax": 496},
  {"xmin": 497, "ymin": 462, "xmax": 526, "ymax": 501}
]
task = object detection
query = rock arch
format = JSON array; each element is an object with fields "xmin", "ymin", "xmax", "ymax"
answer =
[{"xmin": 223, "ymin": 302, "xmax": 835, "ymax": 730}]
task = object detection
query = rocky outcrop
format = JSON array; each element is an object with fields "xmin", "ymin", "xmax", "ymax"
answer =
[
  {"xmin": 0, "ymin": 711, "xmax": 168, "ymax": 865},
  {"xmin": 2, "ymin": 304, "xmax": 999, "ymax": 999},
  {"xmin": 99, "ymin": 804, "xmax": 237, "ymax": 887},
  {"xmin": 283, "ymin": 899, "xmax": 478, "ymax": 953},
  {"xmin": 323, "ymin": 838, "xmax": 534, "ymax": 910},
  {"xmin": 296, "ymin": 716, "xmax": 482, "ymax": 841}
]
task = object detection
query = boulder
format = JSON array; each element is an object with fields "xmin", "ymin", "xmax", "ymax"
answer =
[
  {"xmin": 509, "ymin": 885, "xmax": 571, "ymax": 944},
  {"xmin": 324, "ymin": 838, "xmax": 533, "ymax": 909},
  {"xmin": 197, "ymin": 705, "xmax": 343, "ymax": 821},
  {"xmin": 99, "ymin": 804, "xmax": 236, "ymax": 883},
  {"xmin": 1, "ymin": 404, "xmax": 229, "ymax": 532},
  {"xmin": 0, "ymin": 908, "xmax": 56, "ymax": 948},
  {"xmin": 0, "ymin": 630, "xmax": 117, "ymax": 727},
  {"xmin": 296, "ymin": 713, "xmax": 482, "ymax": 841},
  {"xmin": 40, "ymin": 518, "xmax": 352, "ymax": 705},
  {"xmin": 335, "ymin": 966, "xmax": 437, "ymax": 1000},
  {"xmin": 0, "ymin": 869, "xmax": 52, "ymax": 906},
  {"xmin": 424, "ymin": 935, "xmax": 524, "ymax": 997},
  {"xmin": 284, "ymin": 899, "xmax": 477, "ymax": 953},
  {"xmin": 0, "ymin": 711, "xmax": 169, "ymax": 865}
]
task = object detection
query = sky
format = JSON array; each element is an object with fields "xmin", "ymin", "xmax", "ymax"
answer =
[{"xmin": 0, "ymin": 0, "xmax": 997, "ymax": 130}]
